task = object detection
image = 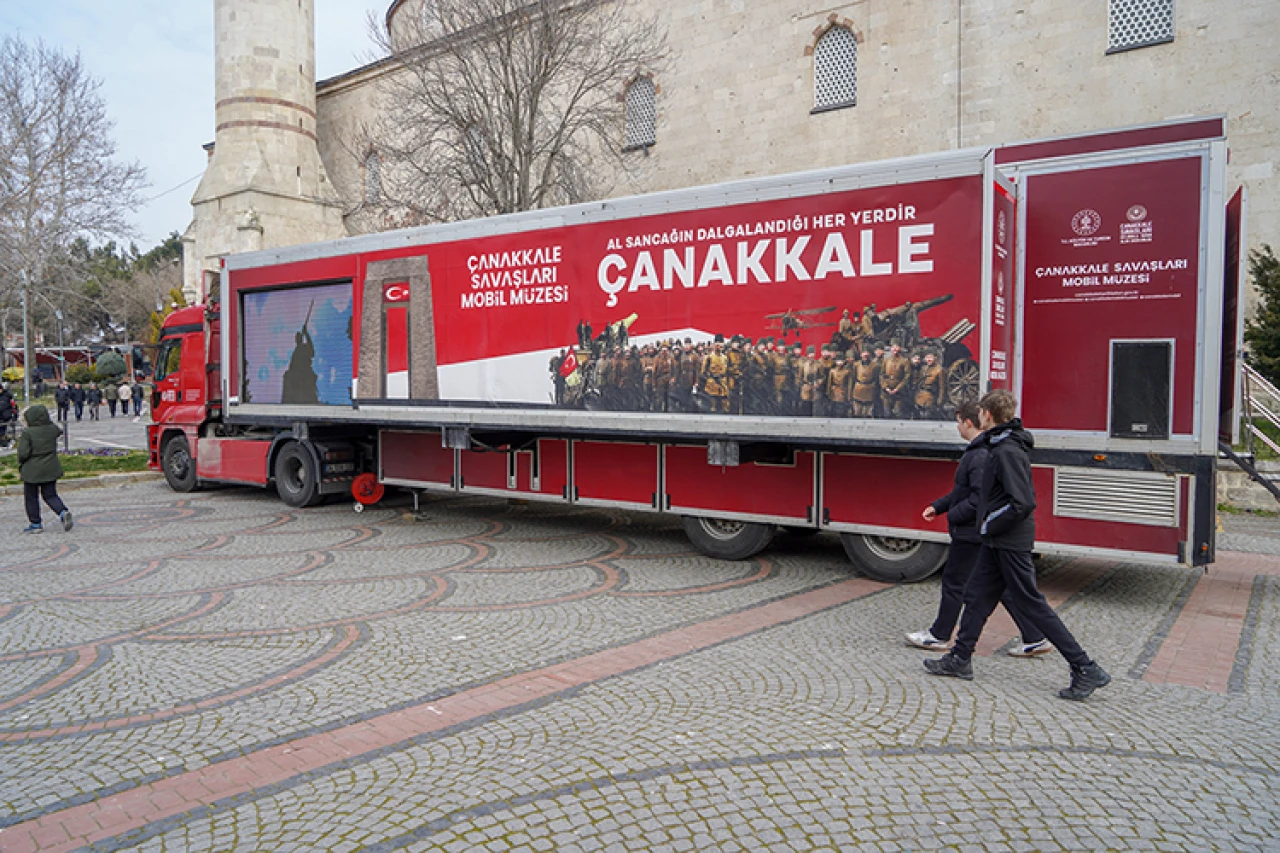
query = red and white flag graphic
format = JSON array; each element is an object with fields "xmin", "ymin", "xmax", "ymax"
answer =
[{"xmin": 558, "ymin": 348, "xmax": 578, "ymax": 377}]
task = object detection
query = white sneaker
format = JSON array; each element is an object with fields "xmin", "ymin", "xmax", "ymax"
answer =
[
  {"xmin": 905, "ymin": 630, "xmax": 951, "ymax": 651},
  {"xmin": 1008, "ymin": 638, "xmax": 1055, "ymax": 657}
]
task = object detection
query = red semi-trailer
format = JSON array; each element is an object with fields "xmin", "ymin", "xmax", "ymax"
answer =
[{"xmin": 149, "ymin": 117, "xmax": 1243, "ymax": 581}]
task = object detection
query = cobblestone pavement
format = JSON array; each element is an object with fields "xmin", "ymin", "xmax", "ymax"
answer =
[
  {"xmin": 0, "ymin": 481, "xmax": 1277, "ymax": 852},
  {"xmin": 1220, "ymin": 510, "xmax": 1280, "ymax": 557}
]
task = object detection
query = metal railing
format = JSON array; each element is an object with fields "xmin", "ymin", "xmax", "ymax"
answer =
[{"xmin": 1242, "ymin": 362, "xmax": 1280, "ymax": 459}]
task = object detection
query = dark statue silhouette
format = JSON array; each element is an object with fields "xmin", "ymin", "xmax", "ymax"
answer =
[{"xmin": 281, "ymin": 301, "xmax": 319, "ymax": 404}]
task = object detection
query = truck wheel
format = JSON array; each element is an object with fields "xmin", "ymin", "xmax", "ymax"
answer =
[
  {"xmin": 840, "ymin": 533, "xmax": 946, "ymax": 583},
  {"xmin": 161, "ymin": 434, "xmax": 198, "ymax": 493},
  {"xmin": 274, "ymin": 442, "xmax": 321, "ymax": 507},
  {"xmin": 681, "ymin": 516, "xmax": 775, "ymax": 561}
]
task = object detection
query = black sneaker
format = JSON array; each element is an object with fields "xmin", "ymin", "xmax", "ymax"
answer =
[
  {"xmin": 923, "ymin": 653, "xmax": 973, "ymax": 681},
  {"xmin": 1058, "ymin": 663, "xmax": 1111, "ymax": 701}
]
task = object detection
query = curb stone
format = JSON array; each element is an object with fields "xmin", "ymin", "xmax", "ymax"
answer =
[{"xmin": 0, "ymin": 471, "xmax": 162, "ymax": 496}]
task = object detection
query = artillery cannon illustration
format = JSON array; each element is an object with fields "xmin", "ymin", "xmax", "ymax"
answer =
[
  {"xmin": 858, "ymin": 294, "xmax": 980, "ymax": 404},
  {"xmin": 591, "ymin": 312, "xmax": 638, "ymax": 352}
]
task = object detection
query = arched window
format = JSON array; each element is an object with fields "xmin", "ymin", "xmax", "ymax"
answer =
[
  {"xmin": 363, "ymin": 151, "xmax": 382, "ymax": 203},
  {"xmin": 813, "ymin": 25, "xmax": 858, "ymax": 112},
  {"xmin": 623, "ymin": 77, "xmax": 657, "ymax": 150}
]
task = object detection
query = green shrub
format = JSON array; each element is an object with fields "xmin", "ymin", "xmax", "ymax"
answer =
[
  {"xmin": 1245, "ymin": 245, "xmax": 1280, "ymax": 387},
  {"xmin": 65, "ymin": 363, "xmax": 94, "ymax": 384},
  {"xmin": 95, "ymin": 350, "xmax": 127, "ymax": 380}
]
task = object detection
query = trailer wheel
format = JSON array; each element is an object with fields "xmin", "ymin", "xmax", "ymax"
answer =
[
  {"xmin": 840, "ymin": 533, "xmax": 946, "ymax": 583},
  {"xmin": 274, "ymin": 442, "xmax": 321, "ymax": 508},
  {"xmin": 681, "ymin": 516, "xmax": 775, "ymax": 561},
  {"xmin": 161, "ymin": 434, "xmax": 198, "ymax": 493}
]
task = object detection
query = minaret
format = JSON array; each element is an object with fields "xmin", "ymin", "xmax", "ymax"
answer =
[{"xmin": 184, "ymin": 0, "xmax": 344, "ymax": 302}]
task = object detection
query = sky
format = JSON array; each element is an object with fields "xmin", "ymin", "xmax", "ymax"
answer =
[{"xmin": 0, "ymin": 1, "xmax": 382, "ymax": 251}]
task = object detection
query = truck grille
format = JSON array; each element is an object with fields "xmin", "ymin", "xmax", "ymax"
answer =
[{"xmin": 1052, "ymin": 468, "xmax": 1179, "ymax": 527}]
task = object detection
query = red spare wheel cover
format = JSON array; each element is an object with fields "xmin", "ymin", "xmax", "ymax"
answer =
[{"xmin": 352, "ymin": 472, "xmax": 385, "ymax": 505}]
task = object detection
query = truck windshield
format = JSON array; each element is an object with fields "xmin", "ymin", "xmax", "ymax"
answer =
[{"xmin": 155, "ymin": 340, "xmax": 182, "ymax": 381}]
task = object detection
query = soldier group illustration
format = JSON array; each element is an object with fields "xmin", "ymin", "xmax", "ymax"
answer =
[{"xmin": 551, "ymin": 295, "xmax": 979, "ymax": 421}]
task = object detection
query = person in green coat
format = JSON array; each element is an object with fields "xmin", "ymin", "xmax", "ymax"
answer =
[{"xmin": 17, "ymin": 404, "xmax": 73, "ymax": 534}]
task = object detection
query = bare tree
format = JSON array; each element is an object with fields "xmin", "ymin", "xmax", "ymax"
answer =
[
  {"xmin": 0, "ymin": 36, "xmax": 146, "ymax": 394},
  {"xmin": 361, "ymin": 0, "xmax": 668, "ymax": 225}
]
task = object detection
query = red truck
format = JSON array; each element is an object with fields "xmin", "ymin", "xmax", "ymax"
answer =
[{"xmin": 150, "ymin": 116, "xmax": 1244, "ymax": 582}]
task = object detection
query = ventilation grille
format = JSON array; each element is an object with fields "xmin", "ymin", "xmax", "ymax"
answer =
[
  {"xmin": 1054, "ymin": 468, "xmax": 1179, "ymax": 527},
  {"xmin": 624, "ymin": 78, "xmax": 657, "ymax": 149},
  {"xmin": 1108, "ymin": 0, "xmax": 1174, "ymax": 53},
  {"xmin": 814, "ymin": 26, "xmax": 858, "ymax": 110}
]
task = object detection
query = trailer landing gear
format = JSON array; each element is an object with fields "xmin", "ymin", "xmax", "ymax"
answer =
[
  {"xmin": 681, "ymin": 516, "xmax": 776, "ymax": 560},
  {"xmin": 840, "ymin": 533, "xmax": 946, "ymax": 583}
]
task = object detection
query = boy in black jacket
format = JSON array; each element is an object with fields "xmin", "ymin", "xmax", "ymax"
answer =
[
  {"xmin": 907, "ymin": 401, "xmax": 1050, "ymax": 656},
  {"xmin": 924, "ymin": 390, "xmax": 1111, "ymax": 701}
]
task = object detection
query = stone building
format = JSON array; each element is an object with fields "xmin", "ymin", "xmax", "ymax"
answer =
[
  {"xmin": 183, "ymin": 0, "xmax": 345, "ymax": 299},
  {"xmin": 187, "ymin": 0, "xmax": 1279, "ymax": 306}
]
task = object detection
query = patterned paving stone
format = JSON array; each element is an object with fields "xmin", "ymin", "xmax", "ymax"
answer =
[{"xmin": 0, "ymin": 481, "xmax": 1276, "ymax": 852}]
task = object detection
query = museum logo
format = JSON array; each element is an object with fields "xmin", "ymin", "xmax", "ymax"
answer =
[
  {"xmin": 1071, "ymin": 209, "xmax": 1102, "ymax": 237},
  {"xmin": 1121, "ymin": 203, "xmax": 1153, "ymax": 245},
  {"xmin": 1062, "ymin": 208, "xmax": 1110, "ymax": 249}
]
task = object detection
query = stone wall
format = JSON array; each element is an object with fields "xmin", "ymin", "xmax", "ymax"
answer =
[
  {"xmin": 1219, "ymin": 461, "xmax": 1280, "ymax": 512},
  {"xmin": 315, "ymin": 0, "xmax": 1279, "ymax": 315}
]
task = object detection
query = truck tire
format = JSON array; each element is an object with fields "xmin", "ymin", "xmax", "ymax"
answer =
[
  {"xmin": 681, "ymin": 516, "xmax": 775, "ymax": 561},
  {"xmin": 840, "ymin": 533, "xmax": 946, "ymax": 583},
  {"xmin": 274, "ymin": 442, "xmax": 321, "ymax": 507},
  {"xmin": 161, "ymin": 434, "xmax": 198, "ymax": 493}
]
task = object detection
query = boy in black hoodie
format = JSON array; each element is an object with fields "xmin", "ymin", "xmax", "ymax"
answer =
[
  {"xmin": 924, "ymin": 390, "xmax": 1111, "ymax": 701},
  {"xmin": 907, "ymin": 401, "xmax": 1050, "ymax": 656}
]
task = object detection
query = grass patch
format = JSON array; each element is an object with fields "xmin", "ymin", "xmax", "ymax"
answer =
[
  {"xmin": 1235, "ymin": 417, "xmax": 1280, "ymax": 460},
  {"xmin": 1255, "ymin": 421, "xmax": 1279, "ymax": 460},
  {"xmin": 0, "ymin": 449, "xmax": 150, "ymax": 486},
  {"xmin": 1218, "ymin": 503, "xmax": 1279, "ymax": 518}
]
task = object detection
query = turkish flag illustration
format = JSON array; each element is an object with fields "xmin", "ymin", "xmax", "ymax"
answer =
[{"xmin": 558, "ymin": 348, "xmax": 578, "ymax": 377}]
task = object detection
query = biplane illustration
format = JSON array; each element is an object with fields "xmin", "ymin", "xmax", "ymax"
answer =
[{"xmin": 764, "ymin": 306, "xmax": 838, "ymax": 339}]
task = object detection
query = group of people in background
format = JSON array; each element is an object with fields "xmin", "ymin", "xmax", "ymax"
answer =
[{"xmin": 53, "ymin": 380, "xmax": 146, "ymax": 422}]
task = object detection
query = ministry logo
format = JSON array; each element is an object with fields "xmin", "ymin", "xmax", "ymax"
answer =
[{"xmin": 1071, "ymin": 209, "xmax": 1102, "ymax": 237}]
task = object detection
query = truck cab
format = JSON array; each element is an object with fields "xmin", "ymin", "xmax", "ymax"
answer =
[{"xmin": 148, "ymin": 304, "xmax": 221, "ymax": 485}]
